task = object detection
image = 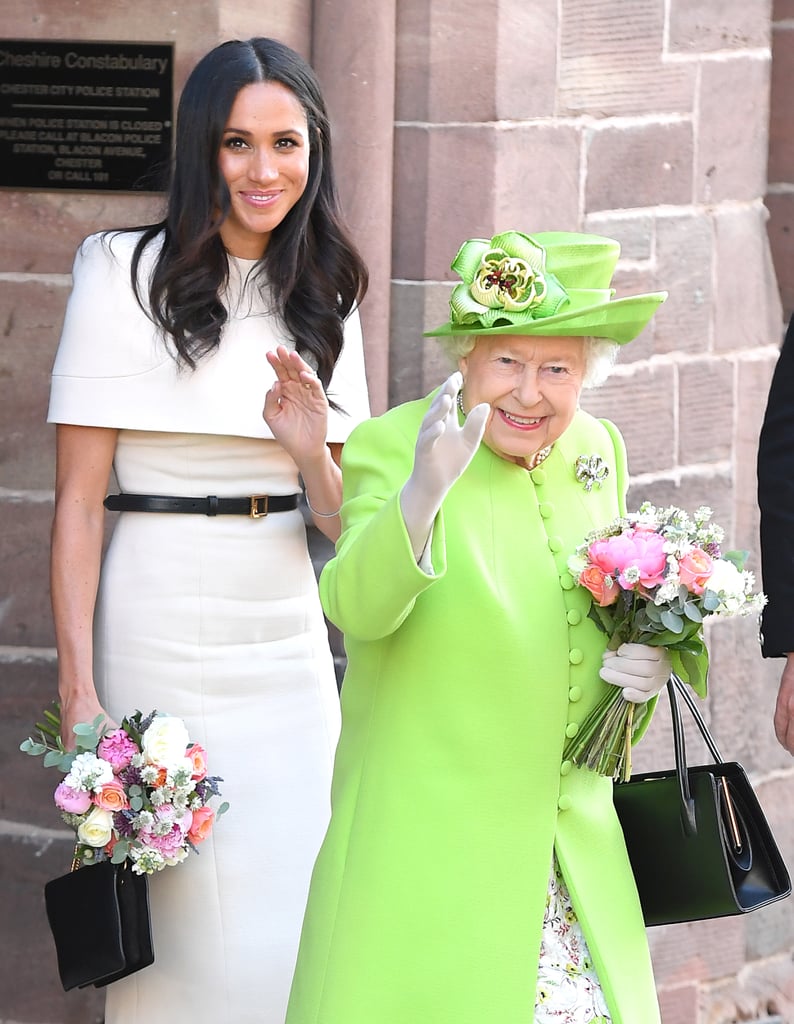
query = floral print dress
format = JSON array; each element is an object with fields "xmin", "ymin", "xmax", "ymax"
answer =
[{"xmin": 535, "ymin": 859, "xmax": 612, "ymax": 1023}]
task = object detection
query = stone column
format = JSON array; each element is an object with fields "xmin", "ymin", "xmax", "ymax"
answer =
[{"xmin": 311, "ymin": 0, "xmax": 396, "ymax": 414}]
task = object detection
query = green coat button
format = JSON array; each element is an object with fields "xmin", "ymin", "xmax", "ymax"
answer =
[
  {"xmin": 560, "ymin": 760, "xmax": 573, "ymax": 776},
  {"xmin": 531, "ymin": 468, "xmax": 547, "ymax": 486},
  {"xmin": 565, "ymin": 722, "xmax": 579, "ymax": 738},
  {"xmin": 560, "ymin": 573, "xmax": 574, "ymax": 590},
  {"xmin": 568, "ymin": 648, "xmax": 583, "ymax": 665},
  {"xmin": 568, "ymin": 686, "xmax": 582, "ymax": 702},
  {"xmin": 548, "ymin": 536, "xmax": 563, "ymax": 553},
  {"xmin": 539, "ymin": 502, "xmax": 554, "ymax": 519},
  {"xmin": 558, "ymin": 795, "xmax": 572, "ymax": 811},
  {"xmin": 567, "ymin": 609, "xmax": 582, "ymax": 625}
]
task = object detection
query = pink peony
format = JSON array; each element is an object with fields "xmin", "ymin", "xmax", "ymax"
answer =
[
  {"xmin": 579, "ymin": 565, "xmax": 620, "ymax": 607},
  {"xmin": 678, "ymin": 548, "xmax": 713, "ymax": 595},
  {"xmin": 588, "ymin": 531, "xmax": 667, "ymax": 590},
  {"xmin": 186, "ymin": 743, "xmax": 208, "ymax": 781},
  {"xmin": 97, "ymin": 729, "xmax": 139, "ymax": 773},
  {"xmin": 93, "ymin": 779, "xmax": 129, "ymax": 812},
  {"xmin": 54, "ymin": 780, "xmax": 92, "ymax": 814},
  {"xmin": 140, "ymin": 823, "xmax": 185, "ymax": 860},
  {"xmin": 187, "ymin": 805, "xmax": 215, "ymax": 845}
]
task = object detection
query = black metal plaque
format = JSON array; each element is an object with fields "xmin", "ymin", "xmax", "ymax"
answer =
[{"xmin": 0, "ymin": 39, "xmax": 173, "ymax": 192}]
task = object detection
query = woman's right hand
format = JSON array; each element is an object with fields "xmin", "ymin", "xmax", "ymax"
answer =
[
  {"xmin": 59, "ymin": 692, "xmax": 115, "ymax": 750},
  {"xmin": 400, "ymin": 372, "xmax": 489, "ymax": 559}
]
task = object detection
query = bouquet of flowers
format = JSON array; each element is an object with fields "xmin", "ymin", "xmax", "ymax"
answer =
[
  {"xmin": 564, "ymin": 503, "xmax": 766, "ymax": 781},
  {"xmin": 21, "ymin": 706, "xmax": 228, "ymax": 874}
]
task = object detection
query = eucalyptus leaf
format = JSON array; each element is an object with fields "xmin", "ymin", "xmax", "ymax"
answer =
[
  {"xmin": 660, "ymin": 609, "xmax": 684, "ymax": 633},
  {"xmin": 722, "ymin": 549, "xmax": 748, "ymax": 570},
  {"xmin": 111, "ymin": 841, "xmax": 130, "ymax": 864},
  {"xmin": 702, "ymin": 591, "xmax": 720, "ymax": 612},
  {"xmin": 20, "ymin": 739, "xmax": 47, "ymax": 756},
  {"xmin": 683, "ymin": 602, "xmax": 703, "ymax": 623}
]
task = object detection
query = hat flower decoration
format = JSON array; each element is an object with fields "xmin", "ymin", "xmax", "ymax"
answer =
[
  {"xmin": 450, "ymin": 231, "xmax": 569, "ymax": 329},
  {"xmin": 425, "ymin": 229, "xmax": 668, "ymax": 344}
]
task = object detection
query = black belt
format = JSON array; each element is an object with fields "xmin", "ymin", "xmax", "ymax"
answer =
[{"xmin": 103, "ymin": 493, "xmax": 300, "ymax": 518}]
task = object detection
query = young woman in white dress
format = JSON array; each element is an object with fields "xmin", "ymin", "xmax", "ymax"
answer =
[{"xmin": 47, "ymin": 37, "xmax": 369, "ymax": 1024}]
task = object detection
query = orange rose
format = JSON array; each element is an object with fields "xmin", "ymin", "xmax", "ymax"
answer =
[
  {"xmin": 188, "ymin": 805, "xmax": 215, "ymax": 845},
  {"xmin": 580, "ymin": 565, "xmax": 619, "ymax": 607},
  {"xmin": 678, "ymin": 548, "xmax": 713, "ymax": 595},
  {"xmin": 151, "ymin": 767, "xmax": 168, "ymax": 788},
  {"xmin": 187, "ymin": 743, "xmax": 208, "ymax": 781},
  {"xmin": 93, "ymin": 779, "xmax": 129, "ymax": 812}
]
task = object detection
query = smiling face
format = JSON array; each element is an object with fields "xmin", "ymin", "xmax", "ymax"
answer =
[
  {"xmin": 458, "ymin": 334, "xmax": 587, "ymax": 464},
  {"xmin": 217, "ymin": 80, "xmax": 310, "ymax": 259}
]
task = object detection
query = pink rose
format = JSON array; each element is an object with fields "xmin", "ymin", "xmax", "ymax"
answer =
[
  {"xmin": 54, "ymin": 780, "xmax": 92, "ymax": 814},
  {"xmin": 678, "ymin": 548, "xmax": 713, "ymax": 595},
  {"xmin": 97, "ymin": 729, "xmax": 139, "ymax": 773},
  {"xmin": 93, "ymin": 779, "xmax": 129, "ymax": 812},
  {"xmin": 579, "ymin": 565, "xmax": 620, "ymax": 607},
  {"xmin": 188, "ymin": 805, "xmax": 215, "ymax": 846},
  {"xmin": 186, "ymin": 743, "xmax": 208, "ymax": 781}
]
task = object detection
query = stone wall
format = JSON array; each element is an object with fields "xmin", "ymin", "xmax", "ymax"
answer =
[{"xmin": 1, "ymin": 1, "xmax": 792, "ymax": 1022}]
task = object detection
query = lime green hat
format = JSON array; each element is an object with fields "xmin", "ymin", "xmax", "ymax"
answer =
[{"xmin": 423, "ymin": 230, "xmax": 667, "ymax": 344}]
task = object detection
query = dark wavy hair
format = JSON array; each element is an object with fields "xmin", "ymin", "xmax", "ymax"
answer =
[{"xmin": 126, "ymin": 37, "xmax": 368, "ymax": 390}]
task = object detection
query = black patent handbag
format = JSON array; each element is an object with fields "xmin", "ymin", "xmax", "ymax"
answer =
[
  {"xmin": 613, "ymin": 675, "xmax": 791, "ymax": 926},
  {"xmin": 44, "ymin": 857, "xmax": 154, "ymax": 990}
]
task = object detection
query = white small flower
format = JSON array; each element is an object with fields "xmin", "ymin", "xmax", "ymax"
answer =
[
  {"xmin": 140, "ymin": 764, "xmax": 161, "ymax": 785},
  {"xmin": 622, "ymin": 566, "xmax": 641, "ymax": 585},
  {"xmin": 65, "ymin": 752, "xmax": 114, "ymax": 791},
  {"xmin": 135, "ymin": 810, "xmax": 154, "ymax": 831},
  {"xmin": 130, "ymin": 846, "xmax": 166, "ymax": 874}
]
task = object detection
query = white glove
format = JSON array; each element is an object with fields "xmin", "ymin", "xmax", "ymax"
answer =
[
  {"xmin": 599, "ymin": 643, "xmax": 671, "ymax": 703},
  {"xmin": 400, "ymin": 371, "xmax": 489, "ymax": 559}
]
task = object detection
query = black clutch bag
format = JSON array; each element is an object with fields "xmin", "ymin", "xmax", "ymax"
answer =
[
  {"xmin": 44, "ymin": 857, "xmax": 154, "ymax": 990},
  {"xmin": 613, "ymin": 675, "xmax": 791, "ymax": 926}
]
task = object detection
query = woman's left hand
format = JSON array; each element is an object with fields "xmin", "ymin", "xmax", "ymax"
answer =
[
  {"xmin": 600, "ymin": 643, "xmax": 671, "ymax": 703},
  {"xmin": 263, "ymin": 346, "xmax": 329, "ymax": 466}
]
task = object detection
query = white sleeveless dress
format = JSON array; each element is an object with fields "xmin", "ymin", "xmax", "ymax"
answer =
[{"xmin": 47, "ymin": 231, "xmax": 370, "ymax": 1024}]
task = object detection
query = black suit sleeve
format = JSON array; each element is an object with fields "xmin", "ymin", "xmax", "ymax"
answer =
[{"xmin": 758, "ymin": 314, "xmax": 794, "ymax": 657}]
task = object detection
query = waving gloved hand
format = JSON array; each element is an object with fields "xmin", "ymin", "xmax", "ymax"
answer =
[
  {"xmin": 599, "ymin": 643, "xmax": 671, "ymax": 703},
  {"xmin": 400, "ymin": 371, "xmax": 490, "ymax": 560}
]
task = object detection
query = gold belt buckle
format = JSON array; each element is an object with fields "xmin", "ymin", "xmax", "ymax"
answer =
[{"xmin": 250, "ymin": 495, "xmax": 268, "ymax": 518}]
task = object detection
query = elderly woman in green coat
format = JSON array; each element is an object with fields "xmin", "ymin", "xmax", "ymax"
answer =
[{"xmin": 286, "ymin": 231, "xmax": 670, "ymax": 1024}]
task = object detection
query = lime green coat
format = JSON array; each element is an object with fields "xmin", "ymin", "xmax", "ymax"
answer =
[{"xmin": 286, "ymin": 398, "xmax": 660, "ymax": 1024}]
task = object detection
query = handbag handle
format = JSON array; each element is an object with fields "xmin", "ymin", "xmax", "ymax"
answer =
[
  {"xmin": 665, "ymin": 676, "xmax": 697, "ymax": 837},
  {"xmin": 665, "ymin": 674, "xmax": 742, "ymax": 852}
]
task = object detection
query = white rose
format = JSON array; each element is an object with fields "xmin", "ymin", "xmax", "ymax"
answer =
[
  {"xmin": 76, "ymin": 806, "xmax": 115, "ymax": 848},
  {"xmin": 141, "ymin": 715, "xmax": 191, "ymax": 769},
  {"xmin": 705, "ymin": 559, "xmax": 747, "ymax": 612}
]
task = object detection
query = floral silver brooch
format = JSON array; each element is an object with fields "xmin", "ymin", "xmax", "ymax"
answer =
[{"xmin": 575, "ymin": 454, "xmax": 609, "ymax": 491}]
